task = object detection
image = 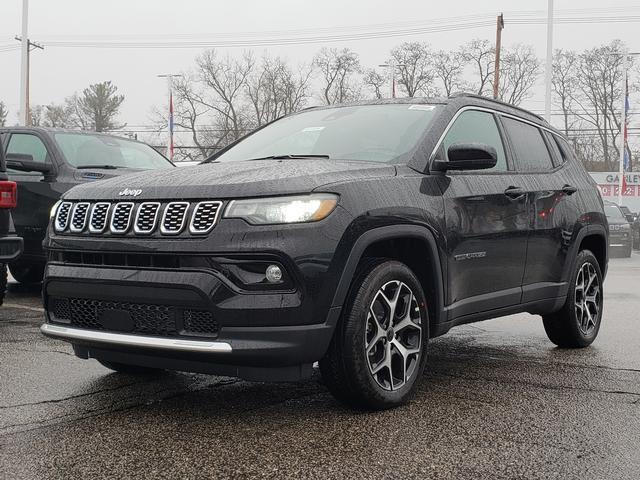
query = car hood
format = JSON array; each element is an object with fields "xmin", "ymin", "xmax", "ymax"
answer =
[{"xmin": 63, "ymin": 159, "xmax": 396, "ymax": 200}]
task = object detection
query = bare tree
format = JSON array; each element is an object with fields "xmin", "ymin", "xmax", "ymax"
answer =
[
  {"xmin": 246, "ymin": 55, "xmax": 312, "ymax": 126},
  {"xmin": 460, "ymin": 39, "xmax": 495, "ymax": 96},
  {"xmin": 0, "ymin": 101, "xmax": 7, "ymax": 127},
  {"xmin": 314, "ymin": 47, "xmax": 361, "ymax": 104},
  {"xmin": 197, "ymin": 49, "xmax": 254, "ymax": 143},
  {"xmin": 497, "ymin": 44, "xmax": 541, "ymax": 106},
  {"xmin": 363, "ymin": 69, "xmax": 386, "ymax": 99},
  {"xmin": 552, "ymin": 49, "xmax": 579, "ymax": 136},
  {"xmin": 390, "ymin": 42, "xmax": 435, "ymax": 97},
  {"xmin": 43, "ymin": 103, "xmax": 73, "ymax": 128},
  {"xmin": 432, "ymin": 50, "xmax": 467, "ymax": 96},
  {"xmin": 29, "ymin": 105, "xmax": 43, "ymax": 126}
]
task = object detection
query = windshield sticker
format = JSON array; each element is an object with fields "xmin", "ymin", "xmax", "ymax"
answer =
[
  {"xmin": 408, "ymin": 105, "xmax": 436, "ymax": 111},
  {"xmin": 302, "ymin": 126, "xmax": 325, "ymax": 132}
]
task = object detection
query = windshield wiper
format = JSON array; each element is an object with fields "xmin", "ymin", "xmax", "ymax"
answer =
[
  {"xmin": 246, "ymin": 154, "xmax": 330, "ymax": 161},
  {"xmin": 75, "ymin": 165, "xmax": 123, "ymax": 170}
]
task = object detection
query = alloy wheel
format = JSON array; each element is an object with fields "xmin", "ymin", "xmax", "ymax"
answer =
[
  {"xmin": 365, "ymin": 280, "xmax": 422, "ymax": 391},
  {"xmin": 574, "ymin": 262, "xmax": 600, "ymax": 336}
]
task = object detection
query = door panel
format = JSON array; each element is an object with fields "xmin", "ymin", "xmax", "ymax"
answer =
[{"xmin": 437, "ymin": 110, "xmax": 528, "ymax": 319}]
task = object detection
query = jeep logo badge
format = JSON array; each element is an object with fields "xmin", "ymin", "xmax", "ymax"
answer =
[{"xmin": 118, "ymin": 188, "xmax": 142, "ymax": 197}]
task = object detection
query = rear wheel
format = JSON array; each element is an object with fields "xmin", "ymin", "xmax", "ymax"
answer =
[
  {"xmin": 9, "ymin": 260, "xmax": 45, "ymax": 284},
  {"xmin": 543, "ymin": 250, "xmax": 603, "ymax": 348},
  {"xmin": 320, "ymin": 259, "xmax": 428, "ymax": 410},
  {"xmin": 97, "ymin": 359, "xmax": 162, "ymax": 375}
]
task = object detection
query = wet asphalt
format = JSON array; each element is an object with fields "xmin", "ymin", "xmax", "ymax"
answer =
[{"xmin": 1, "ymin": 256, "xmax": 639, "ymax": 480}]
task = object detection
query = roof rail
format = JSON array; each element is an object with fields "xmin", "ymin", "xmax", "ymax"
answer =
[{"xmin": 448, "ymin": 92, "xmax": 547, "ymax": 123}]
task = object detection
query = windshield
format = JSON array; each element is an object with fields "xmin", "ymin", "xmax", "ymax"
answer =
[
  {"xmin": 54, "ymin": 133, "xmax": 173, "ymax": 170},
  {"xmin": 214, "ymin": 104, "xmax": 439, "ymax": 163},
  {"xmin": 605, "ymin": 205, "xmax": 626, "ymax": 220}
]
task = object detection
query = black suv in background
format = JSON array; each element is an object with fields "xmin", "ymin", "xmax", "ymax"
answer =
[
  {"xmin": 41, "ymin": 95, "xmax": 607, "ymax": 409},
  {"xmin": 604, "ymin": 201, "xmax": 632, "ymax": 257},
  {"xmin": 0, "ymin": 143, "xmax": 23, "ymax": 304},
  {"xmin": 0, "ymin": 128, "xmax": 173, "ymax": 283}
]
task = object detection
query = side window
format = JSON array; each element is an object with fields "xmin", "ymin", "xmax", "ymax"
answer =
[
  {"xmin": 442, "ymin": 110, "xmax": 507, "ymax": 172},
  {"xmin": 6, "ymin": 134, "xmax": 48, "ymax": 164},
  {"xmin": 501, "ymin": 117, "xmax": 554, "ymax": 172},
  {"xmin": 544, "ymin": 132, "xmax": 565, "ymax": 168}
]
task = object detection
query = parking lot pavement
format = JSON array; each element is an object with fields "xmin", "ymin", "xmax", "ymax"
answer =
[{"xmin": 1, "ymin": 258, "xmax": 639, "ymax": 480}]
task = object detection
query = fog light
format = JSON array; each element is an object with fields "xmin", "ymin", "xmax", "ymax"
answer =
[{"xmin": 265, "ymin": 264, "xmax": 283, "ymax": 283}]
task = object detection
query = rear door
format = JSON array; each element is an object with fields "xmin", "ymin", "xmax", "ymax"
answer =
[
  {"xmin": 499, "ymin": 116, "xmax": 581, "ymax": 302},
  {"xmin": 437, "ymin": 109, "xmax": 529, "ymax": 320}
]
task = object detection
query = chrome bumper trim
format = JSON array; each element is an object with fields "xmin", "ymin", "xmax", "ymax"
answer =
[{"xmin": 41, "ymin": 324, "xmax": 232, "ymax": 353}]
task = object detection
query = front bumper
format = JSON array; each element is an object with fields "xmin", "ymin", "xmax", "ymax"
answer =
[
  {"xmin": 41, "ymin": 262, "xmax": 339, "ymax": 381},
  {"xmin": 0, "ymin": 236, "xmax": 23, "ymax": 262}
]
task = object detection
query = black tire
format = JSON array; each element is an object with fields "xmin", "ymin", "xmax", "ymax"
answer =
[
  {"xmin": 542, "ymin": 249, "xmax": 603, "ymax": 348},
  {"xmin": 9, "ymin": 260, "xmax": 45, "ymax": 284},
  {"xmin": 97, "ymin": 359, "xmax": 162, "ymax": 375},
  {"xmin": 0, "ymin": 263, "xmax": 7, "ymax": 306},
  {"xmin": 320, "ymin": 259, "xmax": 429, "ymax": 410}
]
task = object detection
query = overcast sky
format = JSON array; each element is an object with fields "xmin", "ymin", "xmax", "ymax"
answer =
[{"xmin": 1, "ymin": 0, "xmax": 639, "ymax": 134}]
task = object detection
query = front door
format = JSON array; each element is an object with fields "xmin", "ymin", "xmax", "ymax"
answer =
[
  {"xmin": 436, "ymin": 109, "xmax": 529, "ymax": 320},
  {"xmin": 5, "ymin": 132, "xmax": 57, "ymax": 263}
]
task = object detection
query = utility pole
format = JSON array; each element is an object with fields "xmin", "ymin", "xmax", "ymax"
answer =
[
  {"xmin": 493, "ymin": 13, "xmax": 504, "ymax": 100},
  {"xmin": 157, "ymin": 74, "xmax": 182, "ymax": 162},
  {"xmin": 544, "ymin": 0, "xmax": 554, "ymax": 122},
  {"xmin": 15, "ymin": 35, "xmax": 44, "ymax": 127},
  {"xmin": 19, "ymin": 0, "xmax": 29, "ymax": 125}
]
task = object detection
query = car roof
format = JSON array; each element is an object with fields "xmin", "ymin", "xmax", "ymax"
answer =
[
  {"xmin": 300, "ymin": 93, "xmax": 559, "ymax": 135},
  {"xmin": 0, "ymin": 126, "xmax": 148, "ymax": 146}
]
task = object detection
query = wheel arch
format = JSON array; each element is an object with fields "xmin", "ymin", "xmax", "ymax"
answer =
[
  {"xmin": 566, "ymin": 225, "xmax": 608, "ymax": 281},
  {"xmin": 330, "ymin": 225, "xmax": 446, "ymax": 335}
]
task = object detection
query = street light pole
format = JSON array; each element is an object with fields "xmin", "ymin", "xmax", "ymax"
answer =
[{"xmin": 19, "ymin": 0, "xmax": 29, "ymax": 125}]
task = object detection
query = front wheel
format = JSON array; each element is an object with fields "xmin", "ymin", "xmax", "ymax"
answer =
[
  {"xmin": 320, "ymin": 260, "xmax": 429, "ymax": 410},
  {"xmin": 9, "ymin": 260, "xmax": 45, "ymax": 284},
  {"xmin": 542, "ymin": 249, "xmax": 603, "ymax": 348}
]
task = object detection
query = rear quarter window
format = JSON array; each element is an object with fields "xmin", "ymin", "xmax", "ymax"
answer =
[{"xmin": 501, "ymin": 117, "xmax": 554, "ymax": 172}]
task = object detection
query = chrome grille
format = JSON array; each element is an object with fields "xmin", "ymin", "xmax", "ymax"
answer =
[
  {"xmin": 161, "ymin": 202, "xmax": 189, "ymax": 235},
  {"xmin": 89, "ymin": 203, "xmax": 110, "ymax": 233},
  {"xmin": 134, "ymin": 202, "xmax": 161, "ymax": 234},
  {"xmin": 54, "ymin": 202, "xmax": 73, "ymax": 232},
  {"xmin": 189, "ymin": 201, "xmax": 223, "ymax": 234},
  {"xmin": 110, "ymin": 202, "xmax": 134, "ymax": 234},
  {"xmin": 56, "ymin": 200, "xmax": 223, "ymax": 236}
]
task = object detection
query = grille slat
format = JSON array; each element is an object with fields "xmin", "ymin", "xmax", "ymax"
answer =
[
  {"xmin": 161, "ymin": 202, "xmax": 189, "ymax": 235},
  {"xmin": 54, "ymin": 202, "xmax": 73, "ymax": 232},
  {"xmin": 70, "ymin": 202, "xmax": 90, "ymax": 232},
  {"xmin": 134, "ymin": 202, "xmax": 161, "ymax": 234},
  {"xmin": 110, "ymin": 202, "xmax": 134, "ymax": 234},
  {"xmin": 190, "ymin": 201, "xmax": 223, "ymax": 234},
  {"xmin": 89, "ymin": 202, "xmax": 110, "ymax": 233},
  {"xmin": 50, "ymin": 297, "xmax": 218, "ymax": 338}
]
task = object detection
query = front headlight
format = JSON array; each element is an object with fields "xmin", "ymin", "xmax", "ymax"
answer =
[
  {"xmin": 224, "ymin": 194, "xmax": 338, "ymax": 225},
  {"xmin": 50, "ymin": 200, "xmax": 62, "ymax": 219},
  {"xmin": 621, "ymin": 223, "xmax": 631, "ymax": 230}
]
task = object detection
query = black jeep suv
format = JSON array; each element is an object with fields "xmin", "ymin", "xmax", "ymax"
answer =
[{"xmin": 41, "ymin": 95, "xmax": 608, "ymax": 409}]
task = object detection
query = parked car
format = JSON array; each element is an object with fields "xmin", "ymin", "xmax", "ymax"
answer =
[
  {"xmin": 0, "ymin": 128, "xmax": 174, "ymax": 284},
  {"xmin": 604, "ymin": 201, "xmax": 632, "ymax": 257},
  {"xmin": 41, "ymin": 95, "xmax": 608, "ymax": 410},
  {"xmin": 0, "ymin": 140, "xmax": 23, "ymax": 304}
]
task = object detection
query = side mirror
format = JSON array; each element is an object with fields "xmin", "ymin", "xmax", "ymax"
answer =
[
  {"xmin": 6, "ymin": 153, "xmax": 52, "ymax": 174},
  {"xmin": 432, "ymin": 142, "xmax": 498, "ymax": 172}
]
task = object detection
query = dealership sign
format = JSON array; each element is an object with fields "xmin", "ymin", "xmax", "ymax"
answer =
[{"xmin": 590, "ymin": 172, "xmax": 640, "ymax": 198}]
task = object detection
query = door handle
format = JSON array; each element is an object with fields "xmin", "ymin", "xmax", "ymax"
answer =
[
  {"xmin": 504, "ymin": 186, "xmax": 525, "ymax": 199},
  {"xmin": 562, "ymin": 184, "xmax": 577, "ymax": 195}
]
